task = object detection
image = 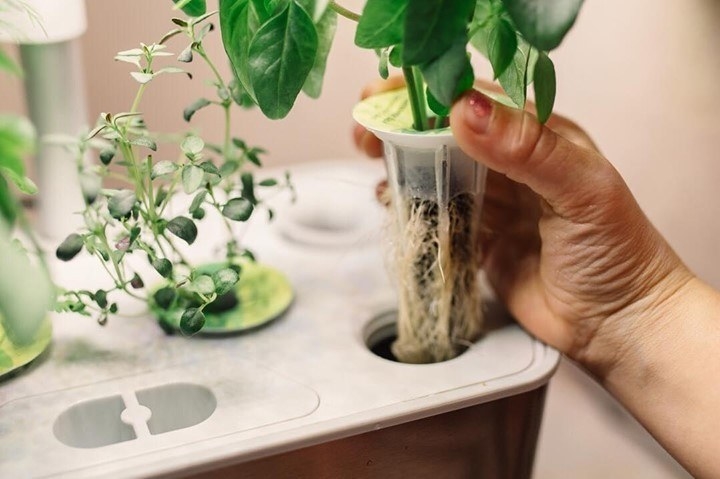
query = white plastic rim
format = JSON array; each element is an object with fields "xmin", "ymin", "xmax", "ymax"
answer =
[
  {"xmin": 352, "ymin": 88, "xmax": 460, "ymax": 149},
  {"xmin": 0, "ymin": 0, "xmax": 87, "ymax": 44}
]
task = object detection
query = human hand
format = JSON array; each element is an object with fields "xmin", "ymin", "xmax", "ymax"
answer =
[{"xmin": 353, "ymin": 78, "xmax": 694, "ymax": 379}]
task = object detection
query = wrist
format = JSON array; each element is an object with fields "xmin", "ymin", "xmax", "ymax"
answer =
[{"xmin": 571, "ymin": 263, "xmax": 696, "ymax": 383}]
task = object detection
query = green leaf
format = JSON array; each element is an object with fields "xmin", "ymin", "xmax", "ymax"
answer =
[
  {"xmin": 0, "ymin": 115, "xmax": 34, "ymax": 180},
  {"xmin": 151, "ymin": 160, "xmax": 179, "ymax": 179},
  {"xmin": 497, "ymin": 40, "xmax": 537, "ymax": 108},
  {"xmin": 355, "ymin": 0, "xmax": 408, "ymax": 49},
  {"xmin": 173, "ymin": 0, "xmax": 207, "ymax": 17},
  {"xmin": 420, "ymin": 36, "xmax": 474, "ymax": 108},
  {"xmin": 487, "ymin": 18, "xmax": 517, "ymax": 79},
  {"xmin": 258, "ymin": 178, "xmax": 278, "ymax": 186},
  {"xmin": 222, "ymin": 197, "xmax": 254, "ymax": 221},
  {"xmin": 502, "ymin": 0, "xmax": 584, "ymax": 51},
  {"xmin": 0, "ymin": 217, "xmax": 54, "ymax": 345},
  {"xmin": 212, "ymin": 268, "xmax": 240, "ymax": 295},
  {"xmin": 533, "ymin": 52, "xmax": 556, "ymax": 123},
  {"xmin": 248, "ymin": 1, "xmax": 318, "ymax": 119},
  {"xmin": 199, "ymin": 161, "xmax": 220, "ymax": 176},
  {"xmin": 166, "ymin": 216, "xmax": 198, "ymax": 244},
  {"xmin": 182, "ymin": 164, "xmax": 205, "ymax": 194},
  {"xmin": 402, "ymin": 0, "xmax": 475, "ymax": 65},
  {"xmin": 220, "ymin": 0, "xmax": 264, "ymax": 103},
  {"xmin": 426, "ymin": 88, "xmax": 449, "ymax": 117},
  {"xmin": 378, "ymin": 48, "xmax": 390, "ymax": 79},
  {"xmin": 388, "ymin": 45, "xmax": 403, "ymax": 67},
  {"xmin": 130, "ymin": 273, "xmax": 144, "ymax": 289},
  {"xmin": 108, "ymin": 190, "xmax": 137, "ymax": 219},
  {"xmin": 152, "ymin": 258, "xmax": 173, "ymax": 278},
  {"xmin": 229, "ymin": 77, "xmax": 257, "ymax": 108},
  {"xmin": 192, "ymin": 274, "xmax": 215, "ymax": 295},
  {"xmin": 99, "ymin": 147, "xmax": 115, "ymax": 165},
  {"xmin": 94, "ymin": 289, "xmax": 108, "ymax": 308},
  {"xmin": 0, "ymin": 168, "xmax": 37, "ymax": 194},
  {"xmin": 192, "ymin": 208, "xmax": 206, "ymax": 220},
  {"xmin": 56, "ymin": 233, "xmax": 84, "ymax": 261},
  {"xmin": 130, "ymin": 136, "xmax": 157, "ymax": 151},
  {"xmin": 189, "ymin": 190, "xmax": 207, "ymax": 214},
  {"xmin": 154, "ymin": 286, "xmax": 177, "ymax": 309},
  {"xmin": 0, "ymin": 177, "xmax": 17, "ymax": 225},
  {"xmin": 130, "ymin": 72, "xmax": 154, "ymax": 84},
  {"xmin": 220, "ymin": 159, "xmax": 240, "ymax": 177},
  {"xmin": 0, "ymin": 48, "xmax": 22, "ymax": 77},
  {"xmin": 178, "ymin": 44, "xmax": 194, "ymax": 63},
  {"xmin": 180, "ymin": 308, "xmax": 205, "ymax": 335},
  {"xmin": 302, "ymin": 7, "xmax": 337, "ymax": 99},
  {"xmin": 246, "ymin": 148, "xmax": 264, "ymax": 166},
  {"xmin": 241, "ymin": 172, "xmax": 257, "ymax": 204},
  {"xmin": 181, "ymin": 135, "xmax": 205, "ymax": 155},
  {"xmin": 79, "ymin": 171, "xmax": 102, "ymax": 204},
  {"xmin": 183, "ymin": 98, "xmax": 211, "ymax": 122}
]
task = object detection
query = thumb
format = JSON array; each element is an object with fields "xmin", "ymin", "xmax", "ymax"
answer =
[{"xmin": 450, "ymin": 90, "xmax": 618, "ymax": 216}]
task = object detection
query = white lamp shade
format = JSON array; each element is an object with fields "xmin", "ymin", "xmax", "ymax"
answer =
[{"xmin": 0, "ymin": 0, "xmax": 86, "ymax": 44}]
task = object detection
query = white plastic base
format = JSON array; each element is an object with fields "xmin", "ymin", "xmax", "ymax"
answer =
[{"xmin": 0, "ymin": 160, "xmax": 559, "ymax": 478}]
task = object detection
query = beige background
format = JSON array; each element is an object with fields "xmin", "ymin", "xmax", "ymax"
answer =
[{"xmin": 1, "ymin": 2, "xmax": 719, "ymax": 476}]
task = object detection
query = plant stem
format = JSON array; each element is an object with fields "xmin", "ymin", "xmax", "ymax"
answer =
[
  {"xmin": 402, "ymin": 66, "xmax": 429, "ymax": 131},
  {"xmin": 194, "ymin": 43, "xmax": 232, "ymax": 159},
  {"xmin": 329, "ymin": 1, "xmax": 361, "ymax": 22},
  {"xmin": 130, "ymin": 83, "xmax": 148, "ymax": 115}
]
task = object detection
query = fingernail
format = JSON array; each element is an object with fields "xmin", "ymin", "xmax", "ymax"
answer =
[{"xmin": 464, "ymin": 90, "xmax": 493, "ymax": 134}]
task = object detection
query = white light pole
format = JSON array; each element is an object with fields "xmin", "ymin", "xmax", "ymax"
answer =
[{"xmin": 1, "ymin": 0, "xmax": 88, "ymax": 240}]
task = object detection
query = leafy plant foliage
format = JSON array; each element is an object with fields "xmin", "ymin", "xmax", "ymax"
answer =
[
  {"xmin": 55, "ymin": 12, "xmax": 292, "ymax": 335},
  {"xmin": 219, "ymin": 0, "xmax": 584, "ymax": 125}
]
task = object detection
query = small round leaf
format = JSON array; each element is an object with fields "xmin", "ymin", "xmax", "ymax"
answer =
[
  {"xmin": 212, "ymin": 268, "xmax": 239, "ymax": 295},
  {"xmin": 154, "ymin": 287, "xmax": 177, "ymax": 310},
  {"xmin": 56, "ymin": 233, "xmax": 84, "ymax": 261},
  {"xmin": 222, "ymin": 197, "xmax": 254, "ymax": 222},
  {"xmin": 180, "ymin": 308, "xmax": 205, "ymax": 336}
]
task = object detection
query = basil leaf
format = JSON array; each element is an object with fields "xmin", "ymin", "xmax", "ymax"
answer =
[
  {"xmin": 497, "ymin": 40, "xmax": 537, "ymax": 108},
  {"xmin": 403, "ymin": 0, "xmax": 474, "ymax": 65},
  {"xmin": 420, "ymin": 36, "xmax": 473, "ymax": 108},
  {"xmin": 355, "ymin": 0, "xmax": 408, "ymax": 49},
  {"xmin": 248, "ymin": 1, "xmax": 318, "ymax": 119},
  {"xmin": 220, "ymin": 0, "xmax": 264, "ymax": 102},
  {"xmin": 487, "ymin": 17, "xmax": 517, "ymax": 79},
  {"xmin": 502, "ymin": 0, "xmax": 584, "ymax": 51},
  {"xmin": 302, "ymin": 7, "xmax": 337, "ymax": 99},
  {"xmin": 533, "ymin": 52, "xmax": 556, "ymax": 123}
]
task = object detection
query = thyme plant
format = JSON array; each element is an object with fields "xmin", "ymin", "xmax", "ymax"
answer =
[{"xmin": 55, "ymin": 11, "xmax": 291, "ymax": 335}]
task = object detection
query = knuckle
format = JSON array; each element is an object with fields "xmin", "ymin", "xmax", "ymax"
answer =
[{"xmin": 505, "ymin": 112, "xmax": 557, "ymax": 171}]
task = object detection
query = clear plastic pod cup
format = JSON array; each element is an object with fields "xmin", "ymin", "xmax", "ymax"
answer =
[{"xmin": 353, "ymin": 89, "xmax": 488, "ymax": 364}]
